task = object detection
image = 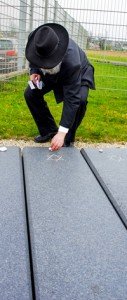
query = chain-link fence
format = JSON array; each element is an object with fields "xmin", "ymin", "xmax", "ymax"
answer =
[
  {"xmin": 0, "ymin": 0, "xmax": 127, "ymax": 92},
  {"xmin": 0, "ymin": 0, "xmax": 87, "ymax": 75}
]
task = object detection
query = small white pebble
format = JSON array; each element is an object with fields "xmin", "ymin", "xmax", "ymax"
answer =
[
  {"xmin": 0, "ymin": 146, "xmax": 7, "ymax": 152},
  {"xmin": 99, "ymin": 149, "xmax": 103, "ymax": 153}
]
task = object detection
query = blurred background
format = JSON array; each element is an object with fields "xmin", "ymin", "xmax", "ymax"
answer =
[{"xmin": 0, "ymin": 0, "xmax": 127, "ymax": 91}]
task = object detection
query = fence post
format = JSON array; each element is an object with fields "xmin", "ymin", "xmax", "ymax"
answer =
[
  {"xmin": 18, "ymin": 0, "xmax": 27, "ymax": 70},
  {"xmin": 54, "ymin": 0, "xmax": 58, "ymax": 22},
  {"xmin": 64, "ymin": 11, "xmax": 67, "ymax": 28},
  {"xmin": 29, "ymin": 0, "xmax": 34, "ymax": 33},
  {"xmin": 44, "ymin": 0, "xmax": 49, "ymax": 23}
]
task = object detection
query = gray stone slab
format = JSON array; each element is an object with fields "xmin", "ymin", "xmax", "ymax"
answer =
[
  {"xmin": 23, "ymin": 147, "xmax": 127, "ymax": 300},
  {"xmin": 0, "ymin": 147, "xmax": 32, "ymax": 300},
  {"xmin": 82, "ymin": 148, "xmax": 127, "ymax": 226}
]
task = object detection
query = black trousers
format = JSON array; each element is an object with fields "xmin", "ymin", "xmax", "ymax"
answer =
[{"xmin": 24, "ymin": 84, "xmax": 89, "ymax": 142}]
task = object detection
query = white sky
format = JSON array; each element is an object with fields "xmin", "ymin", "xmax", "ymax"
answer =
[{"xmin": 58, "ymin": 0, "xmax": 127, "ymax": 40}]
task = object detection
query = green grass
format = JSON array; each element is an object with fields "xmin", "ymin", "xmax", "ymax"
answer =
[
  {"xmin": 78, "ymin": 89, "xmax": 127, "ymax": 142},
  {"xmin": 86, "ymin": 50, "xmax": 127, "ymax": 63},
  {"xmin": 94, "ymin": 62, "xmax": 127, "ymax": 90},
  {"xmin": 0, "ymin": 62, "xmax": 127, "ymax": 143}
]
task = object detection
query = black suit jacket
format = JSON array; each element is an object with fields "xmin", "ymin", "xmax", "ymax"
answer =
[{"xmin": 29, "ymin": 38, "xmax": 95, "ymax": 128}]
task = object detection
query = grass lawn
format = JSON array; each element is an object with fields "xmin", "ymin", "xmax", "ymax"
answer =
[
  {"xmin": 86, "ymin": 50, "xmax": 127, "ymax": 63},
  {"xmin": 0, "ymin": 58, "xmax": 127, "ymax": 143}
]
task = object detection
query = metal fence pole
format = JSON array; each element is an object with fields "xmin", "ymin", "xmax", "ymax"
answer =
[
  {"xmin": 18, "ymin": 0, "xmax": 27, "ymax": 70},
  {"xmin": 54, "ymin": 0, "xmax": 58, "ymax": 22},
  {"xmin": 44, "ymin": 0, "xmax": 49, "ymax": 23},
  {"xmin": 29, "ymin": 0, "xmax": 34, "ymax": 33},
  {"xmin": 64, "ymin": 11, "xmax": 67, "ymax": 28}
]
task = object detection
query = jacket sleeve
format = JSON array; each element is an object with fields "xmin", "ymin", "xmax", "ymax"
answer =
[
  {"xmin": 59, "ymin": 63, "xmax": 81, "ymax": 128},
  {"xmin": 29, "ymin": 63, "xmax": 42, "ymax": 76},
  {"xmin": 29, "ymin": 63, "xmax": 42, "ymax": 75}
]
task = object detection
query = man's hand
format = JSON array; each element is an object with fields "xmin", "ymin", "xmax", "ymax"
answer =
[
  {"xmin": 50, "ymin": 132, "xmax": 66, "ymax": 151},
  {"xmin": 30, "ymin": 74, "xmax": 41, "ymax": 84}
]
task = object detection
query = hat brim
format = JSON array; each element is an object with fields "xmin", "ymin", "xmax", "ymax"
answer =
[{"xmin": 25, "ymin": 23, "xmax": 69, "ymax": 68}]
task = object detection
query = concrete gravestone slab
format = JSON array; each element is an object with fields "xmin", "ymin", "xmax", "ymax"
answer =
[
  {"xmin": 81, "ymin": 148, "xmax": 127, "ymax": 228},
  {"xmin": 23, "ymin": 147, "xmax": 127, "ymax": 300},
  {"xmin": 0, "ymin": 147, "xmax": 32, "ymax": 300}
]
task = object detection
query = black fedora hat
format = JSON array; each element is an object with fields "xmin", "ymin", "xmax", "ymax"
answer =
[{"xmin": 25, "ymin": 23, "xmax": 69, "ymax": 68}]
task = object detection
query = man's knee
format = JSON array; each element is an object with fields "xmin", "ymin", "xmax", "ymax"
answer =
[
  {"xmin": 24, "ymin": 85, "xmax": 41, "ymax": 103},
  {"xmin": 24, "ymin": 86, "xmax": 33, "ymax": 102}
]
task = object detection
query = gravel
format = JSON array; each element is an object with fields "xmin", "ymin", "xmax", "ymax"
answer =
[{"xmin": 0, "ymin": 139, "xmax": 127, "ymax": 150}]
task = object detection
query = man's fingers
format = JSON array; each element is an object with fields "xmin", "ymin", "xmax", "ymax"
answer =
[
  {"xmin": 50, "ymin": 140, "xmax": 60, "ymax": 151},
  {"xmin": 50, "ymin": 133, "xmax": 65, "ymax": 151},
  {"xmin": 50, "ymin": 141, "xmax": 56, "ymax": 151},
  {"xmin": 51, "ymin": 142, "xmax": 59, "ymax": 151},
  {"xmin": 30, "ymin": 74, "xmax": 41, "ymax": 84}
]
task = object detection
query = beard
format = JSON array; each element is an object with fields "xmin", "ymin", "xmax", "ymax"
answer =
[{"xmin": 41, "ymin": 62, "xmax": 62, "ymax": 75}]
